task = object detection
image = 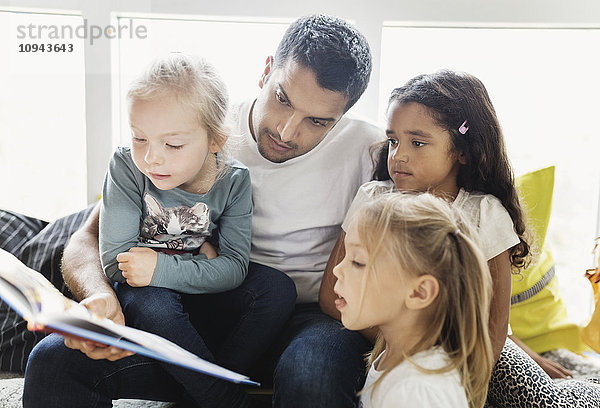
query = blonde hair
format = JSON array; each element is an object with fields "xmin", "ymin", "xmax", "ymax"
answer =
[
  {"xmin": 127, "ymin": 53, "xmax": 233, "ymax": 181},
  {"xmin": 357, "ymin": 193, "xmax": 494, "ymax": 408}
]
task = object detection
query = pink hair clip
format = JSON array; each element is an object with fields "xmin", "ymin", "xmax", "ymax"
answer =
[{"xmin": 458, "ymin": 120, "xmax": 469, "ymax": 135}]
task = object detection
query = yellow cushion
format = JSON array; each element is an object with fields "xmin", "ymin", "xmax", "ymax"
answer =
[
  {"xmin": 509, "ymin": 166, "xmax": 588, "ymax": 353},
  {"xmin": 510, "ymin": 250, "xmax": 586, "ymax": 353},
  {"xmin": 512, "ymin": 166, "xmax": 554, "ymax": 295},
  {"xmin": 516, "ymin": 165, "xmax": 554, "ymax": 250}
]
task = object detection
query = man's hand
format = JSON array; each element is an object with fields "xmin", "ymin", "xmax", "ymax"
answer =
[
  {"xmin": 117, "ymin": 247, "xmax": 158, "ymax": 287},
  {"xmin": 199, "ymin": 241, "xmax": 218, "ymax": 260},
  {"xmin": 81, "ymin": 292, "xmax": 125, "ymax": 325},
  {"xmin": 64, "ymin": 293, "xmax": 134, "ymax": 361}
]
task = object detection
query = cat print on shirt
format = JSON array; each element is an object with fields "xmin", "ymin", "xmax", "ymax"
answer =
[{"xmin": 138, "ymin": 193, "xmax": 210, "ymax": 251}]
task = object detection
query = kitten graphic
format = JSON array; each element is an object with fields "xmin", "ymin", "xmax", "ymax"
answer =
[{"xmin": 139, "ymin": 193, "xmax": 210, "ymax": 251}]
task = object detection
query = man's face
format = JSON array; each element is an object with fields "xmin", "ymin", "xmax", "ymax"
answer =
[{"xmin": 250, "ymin": 59, "xmax": 349, "ymax": 163}]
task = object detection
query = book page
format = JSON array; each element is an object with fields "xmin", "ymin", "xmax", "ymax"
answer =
[{"xmin": 0, "ymin": 249, "xmax": 258, "ymax": 385}]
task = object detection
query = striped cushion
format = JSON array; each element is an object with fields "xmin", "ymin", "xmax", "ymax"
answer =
[
  {"xmin": 0, "ymin": 212, "xmax": 47, "ymax": 257},
  {"xmin": 0, "ymin": 206, "xmax": 94, "ymax": 372}
]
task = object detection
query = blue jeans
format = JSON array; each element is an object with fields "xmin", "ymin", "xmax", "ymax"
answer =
[
  {"xmin": 23, "ymin": 262, "xmax": 297, "ymax": 408},
  {"xmin": 252, "ymin": 303, "xmax": 372, "ymax": 408}
]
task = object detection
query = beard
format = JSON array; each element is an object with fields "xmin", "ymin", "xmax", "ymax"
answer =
[{"xmin": 255, "ymin": 127, "xmax": 300, "ymax": 163}]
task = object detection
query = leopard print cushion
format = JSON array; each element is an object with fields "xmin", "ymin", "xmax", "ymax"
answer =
[{"xmin": 486, "ymin": 339, "xmax": 600, "ymax": 407}]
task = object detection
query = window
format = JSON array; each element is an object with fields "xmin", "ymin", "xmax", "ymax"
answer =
[
  {"xmin": 380, "ymin": 24, "xmax": 600, "ymax": 323},
  {"xmin": 0, "ymin": 9, "xmax": 87, "ymax": 221},
  {"xmin": 113, "ymin": 15, "xmax": 291, "ymax": 146}
]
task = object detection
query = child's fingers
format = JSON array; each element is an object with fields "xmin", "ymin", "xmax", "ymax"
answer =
[
  {"xmin": 117, "ymin": 252, "xmax": 133, "ymax": 272},
  {"xmin": 116, "ymin": 252, "xmax": 131, "ymax": 262},
  {"xmin": 129, "ymin": 247, "xmax": 149, "ymax": 254},
  {"xmin": 539, "ymin": 357, "xmax": 573, "ymax": 379},
  {"xmin": 549, "ymin": 361, "xmax": 573, "ymax": 379},
  {"xmin": 125, "ymin": 277, "xmax": 143, "ymax": 287}
]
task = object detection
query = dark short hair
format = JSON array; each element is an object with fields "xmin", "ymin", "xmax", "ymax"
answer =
[{"xmin": 273, "ymin": 14, "xmax": 372, "ymax": 112}]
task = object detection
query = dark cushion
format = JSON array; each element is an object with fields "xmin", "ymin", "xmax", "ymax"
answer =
[{"xmin": 0, "ymin": 206, "xmax": 94, "ymax": 372}]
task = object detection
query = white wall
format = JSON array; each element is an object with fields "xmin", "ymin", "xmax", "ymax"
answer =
[{"xmin": 3, "ymin": 0, "xmax": 599, "ymax": 203}]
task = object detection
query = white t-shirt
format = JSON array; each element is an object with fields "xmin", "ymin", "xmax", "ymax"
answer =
[
  {"xmin": 342, "ymin": 180, "xmax": 520, "ymax": 261},
  {"xmin": 360, "ymin": 347, "xmax": 468, "ymax": 408},
  {"xmin": 230, "ymin": 100, "xmax": 384, "ymax": 303}
]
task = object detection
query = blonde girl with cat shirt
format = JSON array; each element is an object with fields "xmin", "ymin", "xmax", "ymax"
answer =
[
  {"xmin": 98, "ymin": 54, "xmax": 296, "ymax": 407},
  {"xmin": 334, "ymin": 193, "xmax": 494, "ymax": 408}
]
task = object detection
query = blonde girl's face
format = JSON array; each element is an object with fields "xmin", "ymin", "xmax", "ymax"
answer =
[
  {"xmin": 129, "ymin": 95, "xmax": 220, "ymax": 193},
  {"xmin": 386, "ymin": 101, "xmax": 464, "ymax": 198},
  {"xmin": 332, "ymin": 220, "xmax": 414, "ymax": 331}
]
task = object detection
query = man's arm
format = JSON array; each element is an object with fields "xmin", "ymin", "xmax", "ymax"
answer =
[
  {"xmin": 62, "ymin": 203, "xmax": 116, "ymax": 303},
  {"xmin": 319, "ymin": 231, "xmax": 378, "ymax": 343},
  {"xmin": 61, "ymin": 202, "xmax": 132, "ymax": 361}
]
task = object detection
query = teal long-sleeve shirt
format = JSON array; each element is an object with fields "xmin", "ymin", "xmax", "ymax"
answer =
[{"xmin": 99, "ymin": 147, "xmax": 252, "ymax": 294}]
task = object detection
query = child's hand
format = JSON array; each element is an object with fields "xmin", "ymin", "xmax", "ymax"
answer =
[
  {"xmin": 532, "ymin": 354, "xmax": 573, "ymax": 379},
  {"xmin": 199, "ymin": 241, "xmax": 218, "ymax": 260},
  {"xmin": 117, "ymin": 247, "xmax": 158, "ymax": 287}
]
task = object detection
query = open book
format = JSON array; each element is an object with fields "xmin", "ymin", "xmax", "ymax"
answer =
[{"xmin": 0, "ymin": 249, "xmax": 259, "ymax": 386}]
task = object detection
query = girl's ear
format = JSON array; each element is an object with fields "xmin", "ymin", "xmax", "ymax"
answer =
[
  {"xmin": 457, "ymin": 150, "xmax": 468, "ymax": 165},
  {"xmin": 209, "ymin": 138, "xmax": 221, "ymax": 154},
  {"xmin": 209, "ymin": 133, "xmax": 228, "ymax": 154},
  {"xmin": 406, "ymin": 275, "xmax": 439, "ymax": 310}
]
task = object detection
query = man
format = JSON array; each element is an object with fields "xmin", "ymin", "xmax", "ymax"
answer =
[{"xmin": 17, "ymin": 14, "xmax": 383, "ymax": 407}]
